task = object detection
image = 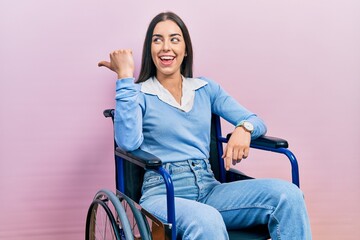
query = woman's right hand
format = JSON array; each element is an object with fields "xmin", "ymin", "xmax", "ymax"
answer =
[{"xmin": 98, "ymin": 49, "xmax": 135, "ymax": 79}]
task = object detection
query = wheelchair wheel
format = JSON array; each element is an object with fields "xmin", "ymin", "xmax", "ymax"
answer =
[
  {"xmin": 86, "ymin": 189, "xmax": 135, "ymax": 240},
  {"xmin": 86, "ymin": 199, "xmax": 121, "ymax": 240},
  {"xmin": 117, "ymin": 191, "xmax": 151, "ymax": 240}
]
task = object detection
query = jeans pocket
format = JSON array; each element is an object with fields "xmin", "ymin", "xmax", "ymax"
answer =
[{"xmin": 142, "ymin": 172, "xmax": 164, "ymax": 191}]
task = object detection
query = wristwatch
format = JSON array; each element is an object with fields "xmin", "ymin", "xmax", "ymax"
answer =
[{"xmin": 237, "ymin": 121, "xmax": 254, "ymax": 133}]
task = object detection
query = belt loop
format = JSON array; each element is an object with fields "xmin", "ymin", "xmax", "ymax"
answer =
[
  {"xmin": 204, "ymin": 158, "xmax": 210, "ymax": 169},
  {"xmin": 164, "ymin": 162, "xmax": 170, "ymax": 172}
]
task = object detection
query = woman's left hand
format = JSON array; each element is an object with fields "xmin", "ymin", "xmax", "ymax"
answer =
[{"xmin": 222, "ymin": 126, "xmax": 251, "ymax": 171}]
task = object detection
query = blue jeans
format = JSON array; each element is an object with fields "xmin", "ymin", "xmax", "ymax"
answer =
[{"xmin": 140, "ymin": 159, "xmax": 311, "ymax": 240}]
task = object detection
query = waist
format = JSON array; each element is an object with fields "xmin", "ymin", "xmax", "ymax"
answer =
[{"xmin": 163, "ymin": 159, "xmax": 211, "ymax": 175}]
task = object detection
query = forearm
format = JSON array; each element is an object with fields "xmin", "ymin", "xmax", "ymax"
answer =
[
  {"xmin": 237, "ymin": 115, "xmax": 267, "ymax": 139},
  {"xmin": 114, "ymin": 78, "xmax": 143, "ymax": 151}
]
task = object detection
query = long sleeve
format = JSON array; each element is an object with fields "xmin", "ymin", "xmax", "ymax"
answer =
[
  {"xmin": 202, "ymin": 77, "xmax": 267, "ymax": 139},
  {"xmin": 114, "ymin": 78, "xmax": 144, "ymax": 151}
]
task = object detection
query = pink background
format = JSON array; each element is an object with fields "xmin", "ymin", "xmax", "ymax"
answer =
[{"xmin": 1, "ymin": 0, "xmax": 359, "ymax": 239}]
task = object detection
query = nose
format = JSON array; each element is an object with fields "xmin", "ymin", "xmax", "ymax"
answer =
[{"xmin": 162, "ymin": 39, "xmax": 171, "ymax": 51}]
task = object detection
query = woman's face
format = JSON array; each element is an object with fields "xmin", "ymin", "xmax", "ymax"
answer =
[{"xmin": 151, "ymin": 20, "xmax": 186, "ymax": 80}]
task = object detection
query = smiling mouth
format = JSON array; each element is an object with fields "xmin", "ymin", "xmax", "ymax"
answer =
[{"xmin": 159, "ymin": 56, "xmax": 175, "ymax": 65}]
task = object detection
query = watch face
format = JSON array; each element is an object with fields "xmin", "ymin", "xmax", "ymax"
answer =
[{"xmin": 244, "ymin": 122, "xmax": 254, "ymax": 132}]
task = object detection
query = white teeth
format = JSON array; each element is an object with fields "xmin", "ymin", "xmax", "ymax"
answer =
[{"xmin": 160, "ymin": 56, "xmax": 174, "ymax": 60}]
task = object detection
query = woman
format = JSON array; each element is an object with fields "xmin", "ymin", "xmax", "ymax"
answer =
[{"xmin": 99, "ymin": 11, "xmax": 311, "ymax": 240}]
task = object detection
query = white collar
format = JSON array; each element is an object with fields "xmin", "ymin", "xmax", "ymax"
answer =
[{"xmin": 140, "ymin": 76, "xmax": 208, "ymax": 112}]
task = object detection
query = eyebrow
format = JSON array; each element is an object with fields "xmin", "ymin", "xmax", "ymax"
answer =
[{"xmin": 152, "ymin": 33, "xmax": 182, "ymax": 38}]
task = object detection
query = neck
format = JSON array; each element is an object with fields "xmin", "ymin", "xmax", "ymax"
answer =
[
  {"xmin": 156, "ymin": 72, "xmax": 183, "ymax": 105},
  {"xmin": 156, "ymin": 72, "xmax": 182, "ymax": 90}
]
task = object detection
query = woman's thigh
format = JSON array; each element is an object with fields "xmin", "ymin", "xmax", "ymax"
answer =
[{"xmin": 202, "ymin": 178, "xmax": 304, "ymax": 229}]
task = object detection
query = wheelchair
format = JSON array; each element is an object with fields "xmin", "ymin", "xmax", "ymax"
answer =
[{"xmin": 85, "ymin": 109, "xmax": 300, "ymax": 240}]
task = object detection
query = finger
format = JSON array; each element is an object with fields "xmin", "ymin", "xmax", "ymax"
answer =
[
  {"xmin": 221, "ymin": 145, "xmax": 227, "ymax": 159},
  {"xmin": 112, "ymin": 49, "xmax": 132, "ymax": 55},
  {"xmin": 232, "ymin": 147, "xmax": 239, "ymax": 162},
  {"xmin": 224, "ymin": 154, "xmax": 231, "ymax": 170},
  {"xmin": 236, "ymin": 153, "xmax": 242, "ymax": 163},
  {"xmin": 224, "ymin": 146, "xmax": 233, "ymax": 171},
  {"xmin": 98, "ymin": 61, "xmax": 111, "ymax": 68},
  {"xmin": 236, "ymin": 157, "xmax": 242, "ymax": 163},
  {"xmin": 233, "ymin": 159, "xmax": 238, "ymax": 165},
  {"xmin": 243, "ymin": 148, "xmax": 250, "ymax": 159},
  {"xmin": 225, "ymin": 156, "xmax": 232, "ymax": 171},
  {"xmin": 232, "ymin": 148, "xmax": 240, "ymax": 165},
  {"xmin": 235, "ymin": 148, "xmax": 245, "ymax": 164}
]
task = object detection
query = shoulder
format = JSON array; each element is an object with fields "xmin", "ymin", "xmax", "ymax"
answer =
[
  {"xmin": 195, "ymin": 76, "xmax": 222, "ymax": 93},
  {"xmin": 183, "ymin": 76, "xmax": 208, "ymax": 91},
  {"xmin": 196, "ymin": 76, "xmax": 222, "ymax": 88},
  {"xmin": 196, "ymin": 76, "xmax": 215, "ymax": 84}
]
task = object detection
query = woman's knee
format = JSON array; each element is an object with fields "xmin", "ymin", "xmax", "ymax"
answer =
[
  {"xmin": 179, "ymin": 204, "xmax": 228, "ymax": 240},
  {"xmin": 266, "ymin": 179, "xmax": 303, "ymax": 197},
  {"xmin": 265, "ymin": 179, "xmax": 306, "ymax": 213}
]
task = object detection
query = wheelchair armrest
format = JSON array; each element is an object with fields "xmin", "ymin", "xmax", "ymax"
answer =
[
  {"xmin": 251, "ymin": 136, "xmax": 289, "ymax": 149},
  {"xmin": 103, "ymin": 109, "xmax": 115, "ymax": 118},
  {"xmin": 115, "ymin": 147, "xmax": 163, "ymax": 169},
  {"xmin": 226, "ymin": 134, "xmax": 289, "ymax": 149}
]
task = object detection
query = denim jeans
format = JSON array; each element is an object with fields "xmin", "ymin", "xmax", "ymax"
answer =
[{"xmin": 140, "ymin": 159, "xmax": 312, "ymax": 240}]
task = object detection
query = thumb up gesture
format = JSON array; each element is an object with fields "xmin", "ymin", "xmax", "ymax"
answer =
[{"xmin": 98, "ymin": 49, "xmax": 135, "ymax": 79}]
